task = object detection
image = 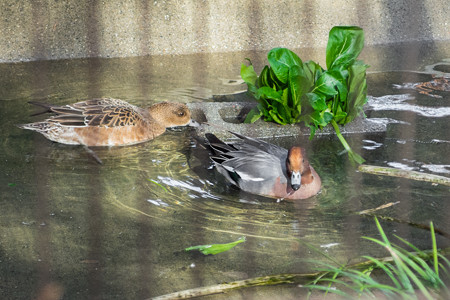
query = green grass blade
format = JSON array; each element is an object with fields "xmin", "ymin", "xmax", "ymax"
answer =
[
  {"xmin": 430, "ymin": 222, "xmax": 439, "ymax": 277},
  {"xmin": 304, "ymin": 217, "xmax": 449, "ymax": 299},
  {"xmin": 362, "ymin": 255, "xmax": 402, "ymax": 289},
  {"xmin": 394, "ymin": 235, "xmax": 423, "ymax": 254},
  {"xmin": 147, "ymin": 179, "xmax": 168, "ymax": 192},
  {"xmin": 389, "ymin": 240, "xmax": 441, "ymax": 285},
  {"xmin": 372, "ymin": 218, "xmax": 414, "ymax": 291},
  {"xmin": 438, "ymin": 254, "xmax": 450, "ymax": 271},
  {"xmin": 386, "ymin": 247, "xmax": 435, "ymax": 300},
  {"xmin": 398, "ymin": 252, "xmax": 443, "ymax": 288}
]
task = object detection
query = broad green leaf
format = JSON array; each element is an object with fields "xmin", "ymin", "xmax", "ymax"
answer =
[
  {"xmin": 256, "ymin": 87, "xmax": 283, "ymax": 104},
  {"xmin": 257, "ymin": 66, "xmax": 286, "ymax": 90},
  {"xmin": 334, "ymin": 105, "xmax": 348, "ymax": 124},
  {"xmin": 319, "ymin": 70, "xmax": 348, "ymax": 118},
  {"xmin": 269, "ymin": 67, "xmax": 286, "ymax": 90},
  {"xmin": 240, "ymin": 27, "xmax": 368, "ymax": 164},
  {"xmin": 255, "ymin": 96, "xmax": 270, "ymax": 112},
  {"xmin": 292, "ymin": 104, "xmax": 302, "ymax": 120},
  {"xmin": 305, "ymin": 92, "xmax": 327, "ymax": 111},
  {"xmin": 309, "ymin": 110, "xmax": 333, "ymax": 128},
  {"xmin": 313, "ymin": 72, "xmax": 340, "ymax": 97},
  {"xmin": 267, "ymin": 48, "xmax": 302, "ymax": 84},
  {"xmin": 185, "ymin": 237, "xmax": 246, "ymax": 255},
  {"xmin": 244, "ymin": 107, "xmax": 263, "ymax": 123},
  {"xmin": 307, "ymin": 123, "xmax": 317, "ymax": 140},
  {"xmin": 281, "ymin": 87, "xmax": 289, "ymax": 106},
  {"xmin": 289, "ymin": 65, "xmax": 314, "ymax": 108},
  {"xmin": 269, "ymin": 109, "xmax": 286, "ymax": 125},
  {"xmin": 272, "ymin": 100, "xmax": 292, "ymax": 124},
  {"xmin": 326, "ymin": 26, "xmax": 365, "ymax": 71},
  {"xmin": 259, "ymin": 100, "xmax": 272, "ymax": 121},
  {"xmin": 328, "ymin": 70, "xmax": 348, "ymax": 106},
  {"xmin": 240, "ymin": 62, "xmax": 258, "ymax": 86},
  {"xmin": 345, "ymin": 62, "xmax": 368, "ymax": 123},
  {"xmin": 322, "ymin": 111, "xmax": 334, "ymax": 125},
  {"xmin": 303, "ymin": 60, "xmax": 324, "ymax": 83},
  {"xmin": 257, "ymin": 65, "xmax": 270, "ymax": 88}
]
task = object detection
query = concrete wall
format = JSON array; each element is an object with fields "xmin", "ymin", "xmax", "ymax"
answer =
[{"xmin": 1, "ymin": 0, "xmax": 448, "ymax": 62}]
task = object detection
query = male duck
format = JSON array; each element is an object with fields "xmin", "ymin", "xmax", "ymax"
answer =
[
  {"xmin": 205, "ymin": 132, "xmax": 321, "ymax": 200},
  {"xmin": 18, "ymin": 98, "xmax": 192, "ymax": 146}
]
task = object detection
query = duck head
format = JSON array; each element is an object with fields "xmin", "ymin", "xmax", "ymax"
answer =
[
  {"xmin": 286, "ymin": 146, "xmax": 313, "ymax": 191},
  {"xmin": 148, "ymin": 102, "xmax": 192, "ymax": 127}
]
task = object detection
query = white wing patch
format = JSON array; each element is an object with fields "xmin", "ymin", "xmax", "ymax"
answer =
[{"xmin": 236, "ymin": 171, "xmax": 265, "ymax": 182}]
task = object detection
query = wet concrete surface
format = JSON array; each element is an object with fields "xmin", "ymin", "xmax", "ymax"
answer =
[{"xmin": 187, "ymin": 95, "xmax": 388, "ymax": 140}]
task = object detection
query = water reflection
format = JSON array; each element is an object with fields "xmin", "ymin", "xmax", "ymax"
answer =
[{"xmin": 368, "ymin": 93, "xmax": 450, "ymax": 117}]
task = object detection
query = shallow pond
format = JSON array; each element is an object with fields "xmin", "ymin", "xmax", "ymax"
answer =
[{"xmin": 0, "ymin": 41, "xmax": 449, "ymax": 299}]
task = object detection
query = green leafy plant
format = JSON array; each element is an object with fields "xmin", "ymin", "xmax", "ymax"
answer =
[
  {"xmin": 241, "ymin": 26, "xmax": 368, "ymax": 164},
  {"xmin": 304, "ymin": 218, "xmax": 450, "ymax": 299},
  {"xmin": 185, "ymin": 236, "xmax": 246, "ymax": 255}
]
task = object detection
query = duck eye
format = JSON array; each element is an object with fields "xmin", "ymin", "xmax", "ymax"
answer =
[{"xmin": 177, "ymin": 111, "xmax": 185, "ymax": 117}]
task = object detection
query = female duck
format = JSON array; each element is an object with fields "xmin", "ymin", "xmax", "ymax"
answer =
[
  {"xmin": 18, "ymin": 98, "xmax": 192, "ymax": 146},
  {"xmin": 205, "ymin": 132, "xmax": 321, "ymax": 200}
]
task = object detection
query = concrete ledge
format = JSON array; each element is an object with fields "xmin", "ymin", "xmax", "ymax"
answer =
[
  {"xmin": 187, "ymin": 100, "xmax": 387, "ymax": 140},
  {"xmin": 1, "ymin": 0, "xmax": 449, "ymax": 62}
]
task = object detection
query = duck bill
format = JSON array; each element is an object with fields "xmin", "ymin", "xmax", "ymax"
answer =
[
  {"xmin": 290, "ymin": 171, "xmax": 301, "ymax": 191},
  {"xmin": 188, "ymin": 119, "xmax": 200, "ymax": 127}
]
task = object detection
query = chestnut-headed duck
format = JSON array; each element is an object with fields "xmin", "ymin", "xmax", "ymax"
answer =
[
  {"xmin": 18, "ymin": 98, "xmax": 193, "ymax": 146},
  {"xmin": 205, "ymin": 132, "xmax": 321, "ymax": 200}
]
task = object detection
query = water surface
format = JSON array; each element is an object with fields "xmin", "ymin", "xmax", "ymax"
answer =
[{"xmin": 1, "ymin": 41, "xmax": 449, "ymax": 299}]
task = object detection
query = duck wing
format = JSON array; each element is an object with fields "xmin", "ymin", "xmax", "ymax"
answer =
[
  {"xmin": 229, "ymin": 131, "xmax": 287, "ymax": 158},
  {"xmin": 31, "ymin": 98, "xmax": 146, "ymax": 127},
  {"xmin": 206, "ymin": 133, "xmax": 287, "ymax": 189},
  {"xmin": 220, "ymin": 151, "xmax": 283, "ymax": 181}
]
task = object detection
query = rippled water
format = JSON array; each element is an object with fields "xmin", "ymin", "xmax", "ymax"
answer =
[{"xmin": 1, "ymin": 41, "xmax": 450, "ymax": 299}]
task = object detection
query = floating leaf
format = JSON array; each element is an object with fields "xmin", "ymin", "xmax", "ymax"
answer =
[{"xmin": 185, "ymin": 237, "xmax": 246, "ymax": 255}]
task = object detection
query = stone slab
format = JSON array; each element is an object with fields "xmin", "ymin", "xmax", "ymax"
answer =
[{"xmin": 187, "ymin": 100, "xmax": 387, "ymax": 140}]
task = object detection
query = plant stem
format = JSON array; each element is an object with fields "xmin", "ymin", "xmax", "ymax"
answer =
[{"xmin": 330, "ymin": 119, "xmax": 365, "ymax": 164}]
